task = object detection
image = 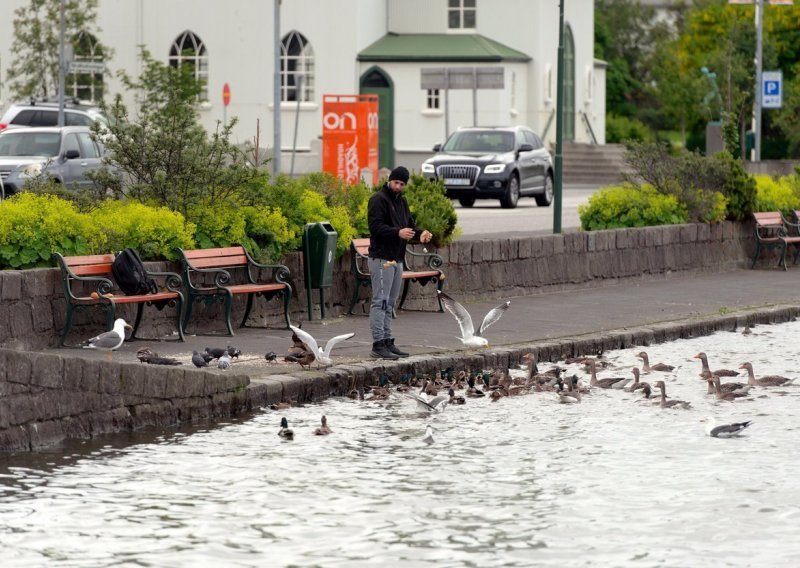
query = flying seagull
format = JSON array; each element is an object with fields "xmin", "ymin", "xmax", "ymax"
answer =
[
  {"xmin": 704, "ymin": 417, "xmax": 753, "ymax": 438},
  {"xmin": 437, "ymin": 290, "xmax": 510, "ymax": 348},
  {"xmin": 81, "ymin": 318, "xmax": 132, "ymax": 361},
  {"xmin": 288, "ymin": 324, "xmax": 355, "ymax": 366}
]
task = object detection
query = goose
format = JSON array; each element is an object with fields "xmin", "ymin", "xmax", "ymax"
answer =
[
  {"xmin": 627, "ymin": 367, "xmax": 651, "ymax": 393},
  {"xmin": 583, "ymin": 358, "xmax": 630, "ymax": 389},
  {"xmin": 653, "ymin": 381, "xmax": 691, "ymax": 409},
  {"xmin": 739, "ymin": 362, "xmax": 795, "ymax": 387},
  {"xmin": 693, "ymin": 352, "xmax": 739, "ymax": 379},
  {"xmin": 313, "ymin": 415, "xmax": 331, "ymax": 435},
  {"xmin": 707, "ymin": 376, "xmax": 750, "ymax": 402},
  {"xmin": 635, "ymin": 351, "xmax": 675, "ymax": 372},
  {"xmin": 702, "ymin": 416, "xmax": 753, "ymax": 438},
  {"xmin": 278, "ymin": 417, "xmax": 294, "ymax": 439},
  {"xmin": 288, "ymin": 324, "xmax": 355, "ymax": 367},
  {"xmin": 437, "ymin": 290, "xmax": 510, "ymax": 348},
  {"xmin": 557, "ymin": 378, "xmax": 581, "ymax": 403},
  {"xmin": 704, "ymin": 376, "xmax": 749, "ymax": 395},
  {"xmin": 81, "ymin": 318, "xmax": 132, "ymax": 361}
]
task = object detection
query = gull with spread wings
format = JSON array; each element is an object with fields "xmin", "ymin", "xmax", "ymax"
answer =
[
  {"xmin": 288, "ymin": 324, "xmax": 355, "ymax": 367},
  {"xmin": 437, "ymin": 290, "xmax": 510, "ymax": 348}
]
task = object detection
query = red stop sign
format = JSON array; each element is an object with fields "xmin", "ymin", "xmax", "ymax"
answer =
[{"xmin": 222, "ymin": 83, "xmax": 231, "ymax": 107}]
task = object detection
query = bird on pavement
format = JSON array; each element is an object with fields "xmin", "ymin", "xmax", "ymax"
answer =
[
  {"xmin": 136, "ymin": 348, "xmax": 181, "ymax": 366},
  {"xmin": 288, "ymin": 324, "xmax": 355, "ymax": 367},
  {"xmin": 264, "ymin": 351, "xmax": 278, "ymax": 362},
  {"xmin": 192, "ymin": 350, "xmax": 209, "ymax": 368},
  {"xmin": 217, "ymin": 352, "xmax": 232, "ymax": 370},
  {"xmin": 205, "ymin": 347, "xmax": 228, "ymax": 360},
  {"xmin": 226, "ymin": 345, "xmax": 241, "ymax": 359},
  {"xmin": 81, "ymin": 318, "xmax": 132, "ymax": 361},
  {"xmin": 437, "ymin": 290, "xmax": 510, "ymax": 348}
]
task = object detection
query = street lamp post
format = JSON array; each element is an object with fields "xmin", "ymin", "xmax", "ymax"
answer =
[
  {"xmin": 273, "ymin": 0, "xmax": 282, "ymax": 178},
  {"xmin": 57, "ymin": 0, "xmax": 66, "ymax": 126},
  {"xmin": 553, "ymin": 0, "xmax": 565, "ymax": 234}
]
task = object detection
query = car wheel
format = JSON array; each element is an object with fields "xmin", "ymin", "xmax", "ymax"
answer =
[
  {"xmin": 535, "ymin": 174, "xmax": 554, "ymax": 207},
  {"xmin": 458, "ymin": 198, "xmax": 476, "ymax": 208},
  {"xmin": 500, "ymin": 174, "xmax": 520, "ymax": 209}
]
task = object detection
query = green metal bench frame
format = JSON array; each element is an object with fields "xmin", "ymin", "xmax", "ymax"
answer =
[{"xmin": 751, "ymin": 211, "xmax": 800, "ymax": 270}]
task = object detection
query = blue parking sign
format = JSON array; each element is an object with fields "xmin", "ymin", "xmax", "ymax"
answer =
[{"xmin": 762, "ymin": 71, "xmax": 782, "ymax": 108}]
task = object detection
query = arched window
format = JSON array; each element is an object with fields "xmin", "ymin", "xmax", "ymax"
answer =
[
  {"xmin": 169, "ymin": 31, "xmax": 208, "ymax": 101},
  {"xmin": 281, "ymin": 31, "xmax": 314, "ymax": 102},
  {"xmin": 67, "ymin": 31, "xmax": 104, "ymax": 102}
]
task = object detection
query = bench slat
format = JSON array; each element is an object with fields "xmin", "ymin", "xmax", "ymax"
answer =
[
  {"xmin": 182, "ymin": 246, "xmax": 245, "ymax": 259},
  {"xmin": 189, "ymin": 255, "xmax": 249, "ymax": 269}
]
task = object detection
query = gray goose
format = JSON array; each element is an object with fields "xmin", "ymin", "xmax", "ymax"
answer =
[
  {"xmin": 627, "ymin": 367, "xmax": 651, "ymax": 393},
  {"xmin": 707, "ymin": 376, "xmax": 750, "ymax": 401},
  {"xmin": 693, "ymin": 352, "xmax": 739, "ymax": 379},
  {"xmin": 635, "ymin": 351, "xmax": 675, "ymax": 373},
  {"xmin": 653, "ymin": 381, "xmax": 691, "ymax": 409},
  {"xmin": 705, "ymin": 376, "xmax": 749, "ymax": 395},
  {"xmin": 739, "ymin": 362, "xmax": 795, "ymax": 387},
  {"xmin": 583, "ymin": 358, "xmax": 630, "ymax": 389}
]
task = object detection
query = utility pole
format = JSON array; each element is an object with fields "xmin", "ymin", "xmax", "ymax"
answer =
[
  {"xmin": 553, "ymin": 0, "xmax": 565, "ymax": 234},
  {"xmin": 752, "ymin": 0, "xmax": 764, "ymax": 161},
  {"xmin": 57, "ymin": 0, "xmax": 66, "ymax": 126},
  {"xmin": 273, "ymin": 0, "xmax": 282, "ymax": 178}
]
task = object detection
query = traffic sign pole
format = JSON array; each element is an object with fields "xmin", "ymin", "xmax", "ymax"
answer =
[
  {"xmin": 753, "ymin": 0, "xmax": 763, "ymax": 161},
  {"xmin": 222, "ymin": 82, "xmax": 231, "ymax": 125}
]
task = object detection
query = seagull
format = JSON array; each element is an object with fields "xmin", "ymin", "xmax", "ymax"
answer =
[
  {"xmin": 421, "ymin": 425, "xmax": 435, "ymax": 445},
  {"xmin": 401, "ymin": 384, "xmax": 448, "ymax": 413},
  {"xmin": 192, "ymin": 350, "xmax": 209, "ymax": 368},
  {"xmin": 218, "ymin": 352, "xmax": 232, "ymax": 370},
  {"xmin": 703, "ymin": 417, "xmax": 753, "ymax": 438},
  {"xmin": 81, "ymin": 318, "xmax": 132, "ymax": 361},
  {"xmin": 288, "ymin": 324, "xmax": 355, "ymax": 366},
  {"xmin": 437, "ymin": 290, "xmax": 510, "ymax": 348}
]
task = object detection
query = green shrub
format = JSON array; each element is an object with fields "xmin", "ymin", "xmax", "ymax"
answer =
[
  {"xmin": 578, "ymin": 183, "xmax": 689, "ymax": 230},
  {"xmin": 606, "ymin": 114, "xmax": 651, "ymax": 144},
  {"xmin": 240, "ymin": 206, "xmax": 295, "ymax": 263},
  {"xmin": 90, "ymin": 200, "xmax": 195, "ymax": 261},
  {"xmin": 297, "ymin": 191, "xmax": 357, "ymax": 257},
  {"xmin": 302, "ymin": 172, "xmax": 371, "ymax": 234},
  {"xmin": 754, "ymin": 174, "xmax": 800, "ymax": 213},
  {"xmin": 404, "ymin": 173, "xmax": 460, "ymax": 246},
  {"xmin": 714, "ymin": 151, "xmax": 756, "ymax": 221},
  {"xmin": 0, "ymin": 193, "xmax": 106, "ymax": 268}
]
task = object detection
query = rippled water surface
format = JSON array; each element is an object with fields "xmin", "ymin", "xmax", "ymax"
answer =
[{"xmin": 3, "ymin": 321, "xmax": 800, "ymax": 567}]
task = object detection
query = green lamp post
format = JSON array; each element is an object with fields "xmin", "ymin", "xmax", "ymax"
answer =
[{"xmin": 553, "ymin": 0, "xmax": 565, "ymax": 234}]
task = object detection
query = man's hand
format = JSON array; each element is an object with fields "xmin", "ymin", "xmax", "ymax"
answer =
[
  {"xmin": 420, "ymin": 230, "xmax": 433, "ymax": 244},
  {"xmin": 399, "ymin": 228, "xmax": 415, "ymax": 240}
]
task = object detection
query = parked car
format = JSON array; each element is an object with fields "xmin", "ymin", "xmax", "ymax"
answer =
[
  {"xmin": 421, "ymin": 125, "xmax": 554, "ymax": 209},
  {"xmin": 0, "ymin": 126, "xmax": 108, "ymax": 196},
  {"xmin": 0, "ymin": 98, "xmax": 110, "ymax": 132}
]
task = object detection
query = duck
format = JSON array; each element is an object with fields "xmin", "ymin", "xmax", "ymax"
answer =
[
  {"xmin": 693, "ymin": 352, "xmax": 739, "ymax": 379},
  {"xmin": 557, "ymin": 377, "xmax": 581, "ymax": 403},
  {"xmin": 707, "ymin": 376, "xmax": 750, "ymax": 402},
  {"xmin": 270, "ymin": 401, "xmax": 293, "ymax": 410},
  {"xmin": 635, "ymin": 351, "xmax": 675, "ymax": 373},
  {"xmin": 738, "ymin": 362, "xmax": 795, "ymax": 387},
  {"xmin": 627, "ymin": 367, "xmax": 651, "ymax": 393},
  {"xmin": 583, "ymin": 358, "xmax": 630, "ymax": 389},
  {"xmin": 702, "ymin": 416, "xmax": 754, "ymax": 438},
  {"xmin": 313, "ymin": 415, "xmax": 331, "ymax": 435},
  {"xmin": 465, "ymin": 376, "xmax": 485, "ymax": 397},
  {"xmin": 653, "ymin": 380, "xmax": 691, "ymax": 409},
  {"xmin": 448, "ymin": 388, "xmax": 466, "ymax": 405},
  {"xmin": 278, "ymin": 417, "xmax": 294, "ymax": 439}
]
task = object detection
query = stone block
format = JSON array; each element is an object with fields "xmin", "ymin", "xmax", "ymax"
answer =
[
  {"xmin": 551, "ymin": 235, "xmax": 565, "ymax": 256},
  {"xmin": 457, "ymin": 241, "xmax": 473, "ymax": 265},
  {"xmin": 530, "ymin": 237, "xmax": 543, "ymax": 258},
  {"xmin": 30, "ymin": 353, "xmax": 63, "ymax": 389},
  {"xmin": 5, "ymin": 351, "xmax": 32, "ymax": 386},
  {"xmin": 119, "ymin": 364, "xmax": 146, "ymax": 397},
  {"xmin": 60, "ymin": 414, "xmax": 92, "ymax": 440},
  {"xmin": 28, "ymin": 420, "xmax": 65, "ymax": 449},
  {"xmin": 164, "ymin": 367, "xmax": 188, "ymax": 399},
  {"xmin": 32, "ymin": 300, "xmax": 54, "ymax": 333},
  {"xmin": 9, "ymin": 303, "xmax": 34, "ymax": 342},
  {"xmin": 540, "ymin": 236, "xmax": 555, "ymax": 257},
  {"xmin": 518, "ymin": 238, "xmax": 532, "ymax": 259},
  {"xmin": 143, "ymin": 370, "xmax": 167, "ymax": 398},
  {"xmin": 0, "ymin": 425, "xmax": 30, "ymax": 452},
  {"xmin": 680, "ymin": 224, "xmax": 698, "ymax": 243},
  {"xmin": 1, "ymin": 271, "xmax": 22, "ymax": 301},
  {"xmin": 89, "ymin": 407, "xmax": 133, "ymax": 436}
]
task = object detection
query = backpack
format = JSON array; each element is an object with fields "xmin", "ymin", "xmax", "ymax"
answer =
[{"xmin": 112, "ymin": 248, "xmax": 158, "ymax": 296}]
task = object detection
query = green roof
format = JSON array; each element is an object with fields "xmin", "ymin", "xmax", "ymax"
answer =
[{"xmin": 358, "ymin": 33, "xmax": 531, "ymax": 63}]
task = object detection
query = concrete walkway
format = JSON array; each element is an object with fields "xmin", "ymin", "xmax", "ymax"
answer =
[{"xmin": 54, "ymin": 268, "xmax": 800, "ymax": 375}]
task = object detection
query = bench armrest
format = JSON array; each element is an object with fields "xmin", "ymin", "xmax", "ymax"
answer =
[
  {"xmin": 781, "ymin": 214, "xmax": 800, "ymax": 236},
  {"xmin": 146, "ymin": 270, "xmax": 184, "ymax": 293},
  {"xmin": 755, "ymin": 223, "xmax": 787, "ymax": 239},
  {"xmin": 405, "ymin": 246, "xmax": 444, "ymax": 271},
  {"xmin": 240, "ymin": 247, "xmax": 291, "ymax": 285}
]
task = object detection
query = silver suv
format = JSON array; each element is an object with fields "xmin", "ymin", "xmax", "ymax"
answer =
[
  {"xmin": 0, "ymin": 126, "xmax": 107, "ymax": 196},
  {"xmin": 0, "ymin": 98, "xmax": 109, "ymax": 132}
]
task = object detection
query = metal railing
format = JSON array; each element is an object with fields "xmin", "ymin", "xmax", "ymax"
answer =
[
  {"xmin": 541, "ymin": 108, "xmax": 556, "ymax": 141},
  {"xmin": 579, "ymin": 110, "xmax": 598, "ymax": 145}
]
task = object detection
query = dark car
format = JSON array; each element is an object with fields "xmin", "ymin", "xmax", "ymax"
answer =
[
  {"xmin": 0, "ymin": 126, "xmax": 108, "ymax": 196},
  {"xmin": 421, "ymin": 125, "xmax": 554, "ymax": 209}
]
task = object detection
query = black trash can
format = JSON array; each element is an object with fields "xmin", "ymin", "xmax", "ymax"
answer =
[{"xmin": 302, "ymin": 222, "xmax": 338, "ymax": 319}]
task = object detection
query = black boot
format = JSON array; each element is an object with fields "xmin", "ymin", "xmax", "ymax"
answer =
[
  {"xmin": 371, "ymin": 340, "xmax": 399, "ymax": 360},
  {"xmin": 385, "ymin": 338, "xmax": 409, "ymax": 358}
]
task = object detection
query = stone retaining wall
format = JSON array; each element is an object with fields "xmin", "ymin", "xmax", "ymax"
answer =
[{"xmin": 0, "ymin": 222, "xmax": 755, "ymax": 351}]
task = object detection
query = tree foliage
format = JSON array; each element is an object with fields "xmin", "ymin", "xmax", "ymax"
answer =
[{"xmin": 7, "ymin": 0, "xmax": 109, "ymax": 100}]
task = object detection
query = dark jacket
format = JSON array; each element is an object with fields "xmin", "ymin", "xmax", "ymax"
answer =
[{"xmin": 367, "ymin": 184, "xmax": 420, "ymax": 262}]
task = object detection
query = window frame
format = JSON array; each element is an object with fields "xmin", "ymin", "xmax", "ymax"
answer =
[
  {"xmin": 280, "ymin": 31, "xmax": 315, "ymax": 103},
  {"xmin": 169, "ymin": 31, "xmax": 209, "ymax": 102},
  {"xmin": 448, "ymin": 0, "xmax": 476, "ymax": 30}
]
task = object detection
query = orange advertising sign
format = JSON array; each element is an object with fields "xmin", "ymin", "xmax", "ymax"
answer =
[{"xmin": 322, "ymin": 94, "xmax": 379, "ymax": 186}]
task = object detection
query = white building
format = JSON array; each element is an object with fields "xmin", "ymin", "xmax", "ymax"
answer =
[{"xmin": 0, "ymin": 0, "xmax": 605, "ymax": 175}]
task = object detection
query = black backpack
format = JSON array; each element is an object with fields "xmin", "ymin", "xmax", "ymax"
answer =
[{"xmin": 112, "ymin": 248, "xmax": 158, "ymax": 296}]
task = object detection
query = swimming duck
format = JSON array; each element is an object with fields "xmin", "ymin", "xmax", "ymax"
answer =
[
  {"xmin": 313, "ymin": 415, "xmax": 331, "ymax": 435},
  {"xmin": 466, "ymin": 376, "xmax": 485, "ymax": 397},
  {"xmin": 635, "ymin": 351, "xmax": 675, "ymax": 373},
  {"xmin": 707, "ymin": 376, "xmax": 750, "ymax": 401},
  {"xmin": 448, "ymin": 388, "xmax": 466, "ymax": 405},
  {"xmin": 278, "ymin": 417, "xmax": 294, "ymax": 439},
  {"xmin": 738, "ymin": 362, "xmax": 795, "ymax": 387},
  {"xmin": 693, "ymin": 352, "xmax": 739, "ymax": 379},
  {"xmin": 583, "ymin": 358, "xmax": 630, "ymax": 389},
  {"xmin": 270, "ymin": 401, "xmax": 293, "ymax": 410},
  {"xmin": 653, "ymin": 381, "xmax": 691, "ymax": 409}
]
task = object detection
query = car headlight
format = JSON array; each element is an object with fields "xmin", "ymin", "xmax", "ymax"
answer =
[
  {"xmin": 484, "ymin": 164, "xmax": 506, "ymax": 174},
  {"xmin": 421, "ymin": 163, "xmax": 435, "ymax": 174},
  {"xmin": 19, "ymin": 163, "xmax": 44, "ymax": 178}
]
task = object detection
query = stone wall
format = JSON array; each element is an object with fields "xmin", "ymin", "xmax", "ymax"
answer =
[{"xmin": 0, "ymin": 222, "xmax": 754, "ymax": 350}]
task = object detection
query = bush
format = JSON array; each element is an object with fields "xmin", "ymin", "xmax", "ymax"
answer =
[
  {"xmin": 714, "ymin": 151, "xmax": 756, "ymax": 221},
  {"xmin": 754, "ymin": 174, "xmax": 800, "ymax": 213},
  {"xmin": 0, "ymin": 193, "xmax": 106, "ymax": 268},
  {"xmin": 578, "ymin": 183, "xmax": 689, "ymax": 230},
  {"xmin": 606, "ymin": 114, "xmax": 651, "ymax": 144},
  {"xmin": 404, "ymin": 173, "xmax": 460, "ymax": 246},
  {"xmin": 302, "ymin": 172, "xmax": 371, "ymax": 235}
]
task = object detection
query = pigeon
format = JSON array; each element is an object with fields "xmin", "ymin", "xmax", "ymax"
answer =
[
  {"xmin": 278, "ymin": 417, "xmax": 294, "ymax": 440},
  {"xmin": 437, "ymin": 290, "xmax": 510, "ymax": 348},
  {"xmin": 81, "ymin": 318, "xmax": 132, "ymax": 361},
  {"xmin": 265, "ymin": 351, "xmax": 278, "ymax": 362},
  {"xmin": 205, "ymin": 347, "xmax": 228, "ymax": 359},
  {"xmin": 704, "ymin": 417, "xmax": 753, "ymax": 438},
  {"xmin": 288, "ymin": 324, "xmax": 355, "ymax": 366},
  {"xmin": 226, "ymin": 345, "xmax": 242, "ymax": 359},
  {"xmin": 192, "ymin": 350, "xmax": 210, "ymax": 368},
  {"xmin": 217, "ymin": 352, "xmax": 232, "ymax": 370}
]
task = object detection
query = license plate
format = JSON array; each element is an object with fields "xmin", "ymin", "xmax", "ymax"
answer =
[{"xmin": 444, "ymin": 178, "xmax": 471, "ymax": 186}]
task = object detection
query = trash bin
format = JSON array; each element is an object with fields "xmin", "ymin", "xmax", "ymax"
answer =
[{"xmin": 302, "ymin": 222, "xmax": 338, "ymax": 319}]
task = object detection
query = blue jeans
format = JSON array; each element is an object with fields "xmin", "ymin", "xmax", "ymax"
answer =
[{"xmin": 368, "ymin": 257, "xmax": 403, "ymax": 342}]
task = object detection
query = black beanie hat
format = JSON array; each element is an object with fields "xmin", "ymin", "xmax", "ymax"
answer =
[{"xmin": 389, "ymin": 166, "xmax": 410, "ymax": 184}]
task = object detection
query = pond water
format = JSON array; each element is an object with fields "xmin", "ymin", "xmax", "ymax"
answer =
[{"xmin": 2, "ymin": 320, "xmax": 800, "ymax": 567}]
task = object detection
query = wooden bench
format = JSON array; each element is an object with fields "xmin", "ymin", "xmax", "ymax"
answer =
[
  {"xmin": 751, "ymin": 212, "xmax": 800, "ymax": 270},
  {"xmin": 348, "ymin": 237, "xmax": 445, "ymax": 315},
  {"xmin": 176, "ymin": 245, "xmax": 292, "ymax": 335},
  {"xmin": 53, "ymin": 251, "xmax": 185, "ymax": 346}
]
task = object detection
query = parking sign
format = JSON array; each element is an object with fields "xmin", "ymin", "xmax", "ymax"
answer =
[{"xmin": 762, "ymin": 70, "xmax": 782, "ymax": 108}]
